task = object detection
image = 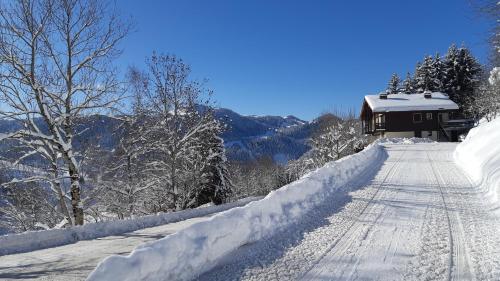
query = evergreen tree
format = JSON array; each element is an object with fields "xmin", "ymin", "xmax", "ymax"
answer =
[
  {"xmin": 430, "ymin": 53, "xmax": 446, "ymax": 92},
  {"xmin": 443, "ymin": 44, "xmax": 482, "ymax": 111},
  {"xmin": 414, "ymin": 56, "xmax": 434, "ymax": 91},
  {"xmin": 402, "ymin": 72, "xmax": 414, "ymax": 94},
  {"xmin": 189, "ymin": 115, "xmax": 233, "ymax": 207},
  {"xmin": 387, "ymin": 73, "xmax": 401, "ymax": 94}
]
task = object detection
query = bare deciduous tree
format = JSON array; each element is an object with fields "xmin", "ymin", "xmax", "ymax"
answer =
[
  {"xmin": 0, "ymin": 0, "xmax": 130, "ymax": 225},
  {"xmin": 129, "ymin": 53, "xmax": 228, "ymax": 211}
]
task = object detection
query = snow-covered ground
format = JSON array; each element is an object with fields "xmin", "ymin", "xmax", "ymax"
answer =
[
  {"xmin": 0, "ymin": 216, "xmax": 211, "ymax": 281},
  {"xmin": 455, "ymin": 117, "xmax": 500, "ymax": 203},
  {"xmin": 195, "ymin": 143, "xmax": 500, "ymax": 281},
  {"xmin": 0, "ymin": 198, "xmax": 262, "ymax": 280},
  {"xmin": 4, "ymin": 140, "xmax": 500, "ymax": 281},
  {"xmin": 0, "ymin": 197, "xmax": 261, "ymax": 256},
  {"xmin": 90, "ymin": 142, "xmax": 500, "ymax": 280},
  {"xmin": 87, "ymin": 140, "xmax": 386, "ymax": 281}
]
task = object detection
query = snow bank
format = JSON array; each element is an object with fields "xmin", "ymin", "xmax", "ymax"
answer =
[
  {"xmin": 87, "ymin": 141, "xmax": 387, "ymax": 281},
  {"xmin": 378, "ymin": 137, "xmax": 436, "ymax": 144},
  {"xmin": 0, "ymin": 197, "xmax": 261, "ymax": 256},
  {"xmin": 455, "ymin": 117, "xmax": 500, "ymax": 202}
]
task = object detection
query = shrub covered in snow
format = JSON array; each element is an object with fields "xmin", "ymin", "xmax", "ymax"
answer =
[
  {"xmin": 455, "ymin": 117, "xmax": 500, "ymax": 203},
  {"xmin": 86, "ymin": 141, "xmax": 386, "ymax": 281}
]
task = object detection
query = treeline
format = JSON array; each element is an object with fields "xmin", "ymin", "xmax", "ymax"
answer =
[
  {"xmin": 386, "ymin": 43, "xmax": 499, "ymax": 121},
  {"xmin": 386, "ymin": 45, "xmax": 482, "ymax": 110},
  {"xmin": 229, "ymin": 112, "xmax": 367, "ymax": 200},
  {"xmin": 384, "ymin": 0, "xmax": 499, "ymax": 122}
]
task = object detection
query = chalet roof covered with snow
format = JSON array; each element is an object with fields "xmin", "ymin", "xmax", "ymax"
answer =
[{"xmin": 364, "ymin": 92, "xmax": 459, "ymax": 113}]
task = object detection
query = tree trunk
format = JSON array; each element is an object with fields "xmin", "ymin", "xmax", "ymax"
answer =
[
  {"xmin": 68, "ymin": 164, "xmax": 84, "ymax": 225},
  {"xmin": 171, "ymin": 156, "xmax": 179, "ymax": 211},
  {"xmin": 55, "ymin": 180, "xmax": 73, "ymax": 226},
  {"xmin": 51, "ymin": 161, "xmax": 73, "ymax": 226}
]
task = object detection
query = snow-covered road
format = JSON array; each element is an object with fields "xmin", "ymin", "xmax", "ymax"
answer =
[
  {"xmin": 0, "ymin": 216, "xmax": 212, "ymax": 280},
  {"xmin": 3, "ymin": 143, "xmax": 500, "ymax": 281},
  {"xmin": 198, "ymin": 143, "xmax": 500, "ymax": 281}
]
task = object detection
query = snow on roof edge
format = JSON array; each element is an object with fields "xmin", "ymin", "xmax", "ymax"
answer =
[{"xmin": 364, "ymin": 92, "xmax": 459, "ymax": 112}]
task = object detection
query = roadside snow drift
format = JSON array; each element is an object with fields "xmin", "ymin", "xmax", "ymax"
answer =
[
  {"xmin": 0, "ymin": 197, "xmax": 260, "ymax": 256},
  {"xmin": 87, "ymin": 141, "xmax": 386, "ymax": 281},
  {"xmin": 378, "ymin": 137, "xmax": 435, "ymax": 144},
  {"xmin": 455, "ymin": 117, "xmax": 500, "ymax": 203}
]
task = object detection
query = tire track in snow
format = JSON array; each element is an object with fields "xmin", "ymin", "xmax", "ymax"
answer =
[
  {"xmin": 426, "ymin": 149, "xmax": 454, "ymax": 281},
  {"xmin": 431, "ymin": 146, "xmax": 500, "ymax": 280},
  {"xmin": 427, "ymin": 147, "xmax": 473, "ymax": 281},
  {"xmin": 402, "ymin": 147, "xmax": 452, "ymax": 281},
  {"xmin": 197, "ymin": 146, "xmax": 400, "ymax": 281},
  {"xmin": 299, "ymin": 146, "xmax": 408, "ymax": 280},
  {"xmin": 199, "ymin": 143, "xmax": 500, "ymax": 281}
]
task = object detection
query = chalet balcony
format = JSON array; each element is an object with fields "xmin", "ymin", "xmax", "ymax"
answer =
[
  {"xmin": 439, "ymin": 118, "xmax": 475, "ymax": 142},
  {"xmin": 363, "ymin": 122, "xmax": 385, "ymax": 134},
  {"xmin": 440, "ymin": 119, "xmax": 475, "ymax": 131}
]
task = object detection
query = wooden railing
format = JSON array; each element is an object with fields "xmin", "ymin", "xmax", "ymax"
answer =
[
  {"xmin": 439, "ymin": 118, "xmax": 474, "ymax": 141},
  {"xmin": 440, "ymin": 119, "xmax": 474, "ymax": 131}
]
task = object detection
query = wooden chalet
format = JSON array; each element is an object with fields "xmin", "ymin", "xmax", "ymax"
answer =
[{"xmin": 360, "ymin": 91, "xmax": 474, "ymax": 142}]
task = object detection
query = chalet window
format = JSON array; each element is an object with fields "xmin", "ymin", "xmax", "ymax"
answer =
[
  {"xmin": 413, "ymin": 113, "xmax": 422, "ymax": 123},
  {"xmin": 426, "ymin": 113, "xmax": 433, "ymax": 120},
  {"xmin": 375, "ymin": 113, "xmax": 385, "ymax": 129}
]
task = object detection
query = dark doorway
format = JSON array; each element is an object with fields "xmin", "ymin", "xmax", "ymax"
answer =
[{"xmin": 415, "ymin": 131, "xmax": 422, "ymax": 138}]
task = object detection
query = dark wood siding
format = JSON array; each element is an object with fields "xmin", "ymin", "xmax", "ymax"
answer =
[
  {"xmin": 359, "ymin": 96, "xmax": 460, "ymax": 135},
  {"xmin": 384, "ymin": 111, "xmax": 441, "ymax": 132}
]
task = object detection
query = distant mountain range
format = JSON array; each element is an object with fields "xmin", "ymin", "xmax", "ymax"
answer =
[
  {"xmin": 214, "ymin": 108, "xmax": 312, "ymax": 163},
  {"xmin": 0, "ymin": 107, "xmax": 317, "ymax": 164}
]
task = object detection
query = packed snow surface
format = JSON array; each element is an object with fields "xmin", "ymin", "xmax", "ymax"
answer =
[
  {"xmin": 197, "ymin": 143, "xmax": 500, "ymax": 281},
  {"xmin": 5, "ymin": 142, "xmax": 500, "ymax": 280},
  {"xmin": 0, "ymin": 216, "xmax": 211, "ymax": 280},
  {"xmin": 364, "ymin": 92, "xmax": 459, "ymax": 112},
  {"xmin": 88, "ymin": 142, "xmax": 500, "ymax": 281},
  {"xmin": 87, "ymin": 141, "xmax": 386, "ymax": 281},
  {"xmin": 0, "ymin": 197, "xmax": 261, "ymax": 256},
  {"xmin": 455, "ymin": 117, "xmax": 500, "ymax": 203}
]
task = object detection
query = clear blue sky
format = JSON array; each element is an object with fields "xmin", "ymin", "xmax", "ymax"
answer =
[{"xmin": 116, "ymin": 0, "xmax": 492, "ymax": 120}]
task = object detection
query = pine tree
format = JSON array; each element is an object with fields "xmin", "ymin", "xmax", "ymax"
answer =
[
  {"xmin": 430, "ymin": 53, "xmax": 446, "ymax": 92},
  {"xmin": 414, "ymin": 56, "xmax": 434, "ymax": 91},
  {"xmin": 185, "ymin": 114, "xmax": 233, "ymax": 207},
  {"xmin": 387, "ymin": 73, "xmax": 401, "ymax": 94},
  {"xmin": 402, "ymin": 72, "xmax": 414, "ymax": 94},
  {"xmin": 443, "ymin": 44, "xmax": 482, "ymax": 111}
]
